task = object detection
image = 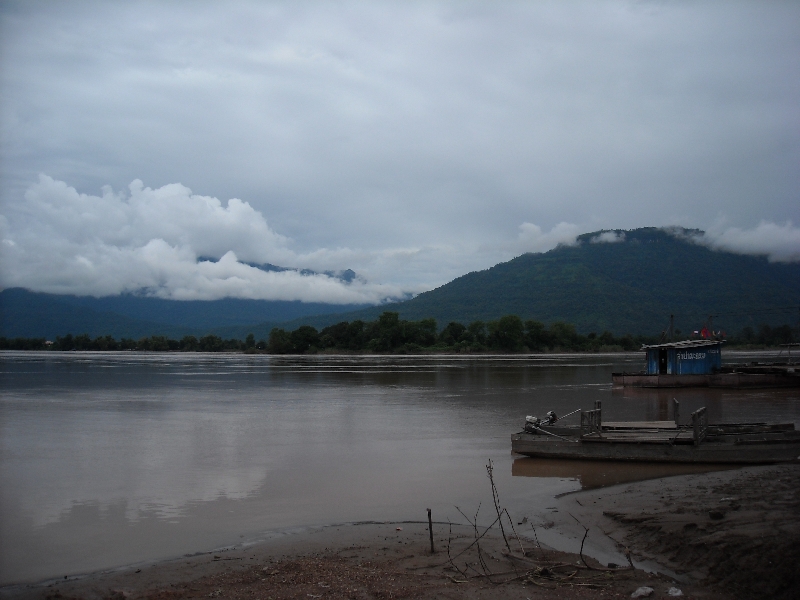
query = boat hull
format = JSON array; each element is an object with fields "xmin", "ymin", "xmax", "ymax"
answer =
[
  {"xmin": 511, "ymin": 432, "xmax": 800, "ymax": 464},
  {"xmin": 611, "ymin": 372, "xmax": 800, "ymax": 388}
]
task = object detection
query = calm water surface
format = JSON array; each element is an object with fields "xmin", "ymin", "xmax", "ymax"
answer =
[{"xmin": 1, "ymin": 350, "xmax": 798, "ymax": 584}]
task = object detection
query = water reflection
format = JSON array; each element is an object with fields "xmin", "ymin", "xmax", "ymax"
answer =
[
  {"xmin": 611, "ymin": 385, "xmax": 800, "ymax": 425},
  {"xmin": 511, "ymin": 457, "xmax": 736, "ymax": 490}
]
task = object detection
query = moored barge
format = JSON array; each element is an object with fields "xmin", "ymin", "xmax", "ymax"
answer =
[{"xmin": 511, "ymin": 402, "xmax": 800, "ymax": 464}]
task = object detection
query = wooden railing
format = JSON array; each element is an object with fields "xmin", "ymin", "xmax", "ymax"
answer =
[
  {"xmin": 581, "ymin": 408, "xmax": 602, "ymax": 438},
  {"xmin": 692, "ymin": 407, "xmax": 708, "ymax": 445}
]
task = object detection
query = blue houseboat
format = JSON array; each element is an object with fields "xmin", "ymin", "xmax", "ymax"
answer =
[
  {"xmin": 644, "ymin": 339, "xmax": 722, "ymax": 375},
  {"xmin": 613, "ymin": 339, "xmax": 799, "ymax": 388}
]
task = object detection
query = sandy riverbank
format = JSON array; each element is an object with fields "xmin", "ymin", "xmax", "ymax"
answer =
[
  {"xmin": 0, "ymin": 521, "xmax": 715, "ymax": 600},
  {"xmin": 551, "ymin": 463, "xmax": 800, "ymax": 600},
  {"xmin": 3, "ymin": 463, "xmax": 797, "ymax": 600}
]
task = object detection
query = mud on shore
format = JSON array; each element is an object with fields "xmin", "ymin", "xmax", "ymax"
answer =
[
  {"xmin": 558, "ymin": 463, "xmax": 800, "ymax": 600},
  {"xmin": 1, "ymin": 521, "xmax": 719, "ymax": 600}
]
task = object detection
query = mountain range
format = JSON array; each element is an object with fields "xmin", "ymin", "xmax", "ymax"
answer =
[{"xmin": 2, "ymin": 227, "xmax": 798, "ymax": 340}]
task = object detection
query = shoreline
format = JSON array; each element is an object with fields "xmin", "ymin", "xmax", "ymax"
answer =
[
  {"xmin": 0, "ymin": 521, "xmax": 715, "ymax": 600},
  {"xmin": 6, "ymin": 464, "xmax": 798, "ymax": 600}
]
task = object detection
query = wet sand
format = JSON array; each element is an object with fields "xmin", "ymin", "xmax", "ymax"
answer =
[
  {"xmin": 552, "ymin": 463, "xmax": 800, "ymax": 600},
  {"xmin": 0, "ymin": 519, "xmax": 718, "ymax": 600}
]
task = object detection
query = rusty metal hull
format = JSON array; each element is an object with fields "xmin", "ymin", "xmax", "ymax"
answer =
[
  {"xmin": 510, "ymin": 432, "xmax": 800, "ymax": 464},
  {"xmin": 611, "ymin": 372, "xmax": 800, "ymax": 388}
]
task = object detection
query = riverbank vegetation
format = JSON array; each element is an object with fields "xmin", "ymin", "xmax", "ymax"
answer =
[{"xmin": 1, "ymin": 312, "xmax": 796, "ymax": 353}]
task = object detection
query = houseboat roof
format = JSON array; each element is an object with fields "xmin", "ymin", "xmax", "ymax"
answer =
[{"xmin": 641, "ymin": 339, "xmax": 724, "ymax": 350}]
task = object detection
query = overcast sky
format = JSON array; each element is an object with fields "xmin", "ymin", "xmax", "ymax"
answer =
[{"xmin": 1, "ymin": 1, "xmax": 798, "ymax": 302}]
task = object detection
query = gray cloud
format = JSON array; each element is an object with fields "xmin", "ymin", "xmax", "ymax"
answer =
[
  {"xmin": 1, "ymin": 1, "xmax": 798, "ymax": 299},
  {"xmin": 694, "ymin": 221, "xmax": 800, "ymax": 263}
]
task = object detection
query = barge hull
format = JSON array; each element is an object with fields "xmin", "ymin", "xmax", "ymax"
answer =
[
  {"xmin": 611, "ymin": 372, "xmax": 800, "ymax": 388},
  {"xmin": 511, "ymin": 433, "xmax": 800, "ymax": 464}
]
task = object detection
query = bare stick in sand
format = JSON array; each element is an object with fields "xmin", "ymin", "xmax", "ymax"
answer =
[
  {"xmin": 427, "ymin": 508, "xmax": 435, "ymax": 554},
  {"xmin": 486, "ymin": 459, "xmax": 511, "ymax": 552}
]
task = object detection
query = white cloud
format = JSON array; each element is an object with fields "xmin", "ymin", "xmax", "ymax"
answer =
[
  {"xmin": 516, "ymin": 222, "xmax": 580, "ymax": 253},
  {"xmin": 0, "ymin": 175, "xmax": 418, "ymax": 303},
  {"xmin": 694, "ymin": 221, "xmax": 800, "ymax": 263},
  {"xmin": 590, "ymin": 231, "xmax": 626, "ymax": 244}
]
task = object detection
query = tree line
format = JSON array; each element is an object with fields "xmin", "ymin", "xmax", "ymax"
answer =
[
  {"xmin": 0, "ymin": 333, "xmax": 257, "ymax": 352},
  {"xmin": 266, "ymin": 312, "xmax": 649, "ymax": 353},
  {"xmin": 1, "ymin": 312, "xmax": 795, "ymax": 353}
]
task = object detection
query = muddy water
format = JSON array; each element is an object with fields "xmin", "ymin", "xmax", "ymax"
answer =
[{"xmin": 1, "ymin": 351, "xmax": 797, "ymax": 584}]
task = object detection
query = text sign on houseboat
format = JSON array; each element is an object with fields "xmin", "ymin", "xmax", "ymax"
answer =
[{"xmin": 644, "ymin": 340, "xmax": 722, "ymax": 375}]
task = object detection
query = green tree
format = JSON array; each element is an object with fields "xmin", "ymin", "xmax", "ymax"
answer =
[
  {"xmin": 524, "ymin": 320, "xmax": 548, "ymax": 351},
  {"xmin": 488, "ymin": 315, "xmax": 524, "ymax": 351},
  {"xmin": 73, "ymin": 334, "xmax": 92, "ymax": 350},
  {"xmin": 370, "ymin": 312, "xmax": 403, "ymax": 352},
  {"xmin": 267, "ymin": 328, "xmax": 292, "ymax": 354},
  {"xmin": 180, "ymin": 336, "xmax": 199, "ymax": 351},
  {"xmin": 404, "ymin": 318, "xmax": 437, "ymax": 347},
  {"xmin": 550, "ymin": 322, "xmax": 579, "ymax": 350},
  {"xmin": 199, "ymin": 335, "xmax": 225, "ymax": 352},
  {"xmin": 290, "ymin": 326, "xmax": 319, "ymax": 353},
  {"xmin": 467, "ymin": 321, "xmax": 487, "ymax": 346},
  {"xmin": 439, "ymin": 321, "xmax": 466, "ymax": 346}
]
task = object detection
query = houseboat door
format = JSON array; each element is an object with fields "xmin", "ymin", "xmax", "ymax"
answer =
[{"xmin": 658, "ymin": 349, "xmax": 668, "ymax": 374}]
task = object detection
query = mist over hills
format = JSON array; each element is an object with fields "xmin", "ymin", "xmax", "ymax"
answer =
[
  {"xmin": 2, "ymin": 227, "xmax": 798, "ymax": 341},
  {"xmin": 264, "ymin": 227, "xmax": 800, "ymax": 338}
]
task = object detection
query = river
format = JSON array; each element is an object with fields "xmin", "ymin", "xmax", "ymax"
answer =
[{"xmin": 1, "ymin": 350, "xmax": 797, "ymax": 584}]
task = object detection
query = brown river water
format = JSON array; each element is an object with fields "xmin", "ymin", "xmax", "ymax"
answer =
[{"xmin": 1, "ymin": 350, "xmax": 798, "ymax": 584}]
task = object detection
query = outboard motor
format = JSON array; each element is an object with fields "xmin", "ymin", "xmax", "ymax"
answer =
[
  {"xmin": 524, "ymin": 415, "xmax": 540, "ymax": 433},
  {"xmin": 524, "ymin": 411, "xmax": 558, "ymax": 433}
]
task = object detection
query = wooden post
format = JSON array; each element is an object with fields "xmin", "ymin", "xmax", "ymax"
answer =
[
  {"xmin": 427, "ymin": 508, "xmax": 435, "ymax": 553},
  {"xmin": 692, "ymin": 407, "xmax": 708, "ymax": 446}
]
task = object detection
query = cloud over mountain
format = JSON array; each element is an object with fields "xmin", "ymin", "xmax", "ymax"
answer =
[
  {"xmin": 1, "ymin": 175, "xmax": 797, "ymax": 303},
  {"xmin": 695, "ymin": 221, "xmax": 800, "ymax": 263},
  {"xmin": 0, "ymin": 175, "xmax": 414, "ymax": 302}
]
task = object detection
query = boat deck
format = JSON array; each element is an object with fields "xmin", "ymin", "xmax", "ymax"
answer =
[
  {"xmin": 582, "ymin": 430, "xmax": 691, "ymax": 443},
  {"xmin": 604, "ymin": 420, "xmax": 677, "ymax": 429}
]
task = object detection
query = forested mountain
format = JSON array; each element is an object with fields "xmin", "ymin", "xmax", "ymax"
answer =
[
  {"xmin": 264, "ymin": 228, "xmax": 800, "ymax": 337},
  {"xmin": 0, "ymin": 288, "xmax": 195, "ymax": 339},
  {"xmin": 0, "ymin": 288, "xmax": 366, "ymax": 339},
  {"xmin": 2, "ymin": 227, "xmax": 798, "ymax": 340}
]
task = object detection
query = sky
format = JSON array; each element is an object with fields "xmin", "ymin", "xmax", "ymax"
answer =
[{"xmin": 1, "ymin": 1, "xmax": 798, "ymax": 303}]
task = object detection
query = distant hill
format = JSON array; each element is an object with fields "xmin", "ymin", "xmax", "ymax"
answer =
[
  {"xmin": 0, "ymin": 289, "xmax": 368, "ymax": 339},
  {"xmin": 0, "ymin": 289, "xmax": 195, "ymax": 339},
  {"xmin": 259, "ymin": 227, "xmax": 800, "ymax": 337},
  {"xmin": 2, "ymin": 227, "xmax": 798, "ymax": 340},
  {"xmin": 55, "ymin": 294, "xmax": 369, "ymax": 330}
]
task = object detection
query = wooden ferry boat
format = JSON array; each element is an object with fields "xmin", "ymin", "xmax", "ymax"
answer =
[{"xmin": 511, "ymin": 401, "xmax": 800, "ymax": 464}]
